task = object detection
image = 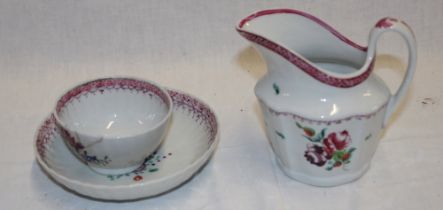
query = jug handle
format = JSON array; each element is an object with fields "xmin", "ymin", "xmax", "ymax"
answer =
[{"xmin": 366, "ymin": 18, "xmax": 417, "ymax": 127}]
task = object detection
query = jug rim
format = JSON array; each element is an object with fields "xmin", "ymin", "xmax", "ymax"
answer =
[
  {"xmin": 236, "ymin": 9, "xmax": 375, "ymax": 88},
  {"xmin": 238, "ymin": 9, "xmax": 367, "ymax": 51}
]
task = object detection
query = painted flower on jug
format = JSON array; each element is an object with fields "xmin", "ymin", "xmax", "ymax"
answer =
[
  {"xmin": 304, "ymin": 144, "xmax": 328, "ymax": 166},
  {"xmin": 323, "ymin": 131, "xmax": 350, "ymax": 158},
  {"xmin": 297, "ymin": 123, "xmax": 356, "ymax": 171}
]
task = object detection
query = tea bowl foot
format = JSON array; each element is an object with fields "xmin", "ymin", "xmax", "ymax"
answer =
[{"xmin": 88, "ymin": 164, "xmax": 142, "ymax": 176}]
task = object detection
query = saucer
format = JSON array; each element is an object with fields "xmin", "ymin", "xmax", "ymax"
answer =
[{"xmin": 35, "ymin": 89, "xmax": 219, "ymax": 201}]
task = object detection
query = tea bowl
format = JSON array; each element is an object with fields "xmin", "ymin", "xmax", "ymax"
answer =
[{"xmin": 53, "ymin": 77, "xmax": 173, "ymax": 175}]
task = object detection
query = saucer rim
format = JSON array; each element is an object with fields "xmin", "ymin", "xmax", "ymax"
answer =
[{"xmin": 34, "ymin": 88, "xmax": 219, "ymax": 197}]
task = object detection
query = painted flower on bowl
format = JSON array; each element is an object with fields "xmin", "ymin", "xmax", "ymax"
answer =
[
  {"xmin": 58, "ymin": 126, "xmax": 85, "ymax": 151},
  {"xmin": 57, "ymin": 125, "xmax": 110, "ymax": 166}
]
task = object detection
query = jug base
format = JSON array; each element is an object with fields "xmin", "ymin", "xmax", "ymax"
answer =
[{"xmin": 276, "ymin": 158, "xmax": 370, "ymax": 187}]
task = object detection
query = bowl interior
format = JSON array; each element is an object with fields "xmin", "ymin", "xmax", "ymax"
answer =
[{"xmin": 56, "ymin": 79, "xmax": 170, "ymax": 137}]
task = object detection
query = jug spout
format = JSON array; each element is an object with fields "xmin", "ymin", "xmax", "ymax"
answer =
[
  {"xmin": 236, "ymin": 9, "xmax": 416, "ymax": 121},
  {"xmin": 236, "ymin": 9, "xmax": 374, "ymax": 88}
]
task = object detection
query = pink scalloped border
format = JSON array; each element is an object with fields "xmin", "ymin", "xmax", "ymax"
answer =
[
  {"xmin": 36, "ymin": 115, "xmax": 56, "ymax": 162},
  {"xmin": 167, "ymin": 90, "xmax": 218, "ymax": 144},
  {"xmin": 268, "ymin": 103, "xmax": 387, "ymax": 125},
  {"xmin": 237, "ymin": 9, "xmax": 374, "ymax": 88},
  {"xmin": 56, "ymin": 78, "xmax": 171, "ymax": 113}
]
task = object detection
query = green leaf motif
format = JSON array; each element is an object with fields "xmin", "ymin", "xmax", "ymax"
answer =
[
  {"xmin": 332, "ymin": 152, "xmax": 343, "ymax": 162},
  {"xmin": 305, "ymin": 128, "xmax": 326, "ymax": 143},
  {"xmin": 107, "ymin": 175, "xmax": 115, "ymax": 181},
  {"xmin": 348, "ymin": 147, "xmax": 356, "ymax": 154},
  {"xmin": 296, "ymin": 122, "xmax": 326, "ymax": 143},
  {"xmin": 296, "ymin": 122, "xmax": 302, "ymax": 129},
  {"xmin": 320, "ymin": 128, "xmax": 326, "ymax": 137},
  {"xmin": 273, "ymin": 83, "xmax": 280, "ymax": 95},
  {"xmin": 275, "ymin": 130, "xmax": 285, "ymax": 139}
]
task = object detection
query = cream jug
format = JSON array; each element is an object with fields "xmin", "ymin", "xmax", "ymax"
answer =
[{"xmin": 236, "ymin": 9, "xmax": 416, "ymax": 186}]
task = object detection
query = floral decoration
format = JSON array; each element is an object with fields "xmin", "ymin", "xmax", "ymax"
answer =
[
  {"xmin": 58, "ymin": 126, "xmax": 111, "ymax": 166},
  {"xmin": 106, "ymin": 151, "xmax": 172, "ymax": 181},
  {"xmin": 296, "ymin": 122, "xmax": 356, "ymax": 171}
]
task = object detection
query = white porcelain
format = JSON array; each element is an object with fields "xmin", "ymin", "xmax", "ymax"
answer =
[
  {"xmin": 237, "ymin": 9, "xmax": 417, "ymax": 186},
  {"xmin": 36, "ymin": 89, "xmax": 219, "ymax": 200},
  {"xmin": 53, "ymin": 78, "xmax": 173, "ymax": 175}
]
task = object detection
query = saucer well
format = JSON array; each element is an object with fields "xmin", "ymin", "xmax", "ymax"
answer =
[{"xmin": 35, "ymin": 89, "xmax": 219, "ymax": 201}]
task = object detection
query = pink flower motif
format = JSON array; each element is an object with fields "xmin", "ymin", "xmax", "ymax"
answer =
[
  {"xmin": 323, "ymin": 130, "xmax": 351, "ymax": 157},
  {"xmin": 297, "ymin": 122, "xmax": 356, "ymax": 170},
  {"xmin": 133, "ymin": 175, "xmax": 143, "ymax": 181},
  {"xmin": 59, "ymin": 127, "xmax": 84, "ymax": 151},
  {"xmin": 304, "ymin": 144, "xmax": 328, "ymax": 166}
]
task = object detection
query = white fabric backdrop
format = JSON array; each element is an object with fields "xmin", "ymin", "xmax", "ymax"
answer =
[{"xmin": 1, "ymin": 0, "xmax": 442, "ymax": 209}]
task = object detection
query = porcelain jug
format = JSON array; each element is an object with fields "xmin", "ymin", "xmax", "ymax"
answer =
[{"xmin": 236, "ymin": 9, "xmax": 416, "ymax": 186}]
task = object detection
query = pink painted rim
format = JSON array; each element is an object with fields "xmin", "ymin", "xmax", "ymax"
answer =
[
  {"xmin": 54, "ymin": 77, "xmax": 173, "ymax": 138},
  {"xmin": 55, "ymin": 78, "xmax": 172, "ymax": 113},
  {"xmin": 237, "ymin": 9, "xmax": 374, "ymax": 88},
  {"xmin": 167, "ymin": 89, "xmax": 218, "ymax": 144},
  {"xmin": 375, "ymin": 17, "xmax": 399, "ymax": 28},
  {"xmin": 238, "ymin": 9, "xmax": 367, "ymax": 51}
]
